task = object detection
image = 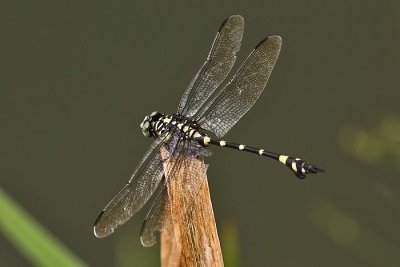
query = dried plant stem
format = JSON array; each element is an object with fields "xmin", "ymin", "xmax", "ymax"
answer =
[{"xmin": 160, "ymin": 148, "xmax": 223, "ymax": 267}]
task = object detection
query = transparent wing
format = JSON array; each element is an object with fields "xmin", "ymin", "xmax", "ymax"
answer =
[
  {"xmin": 178, "ymin": 15, "xmax": 244, "ymax": 117},
  {"xmin": 197, "ymin": 36, "xmax": 282, "ymax": 138},
  {"xmin": 93, "ymin": 131, "xmax": 179, "ymax": 238},
  {"xmin": 140, "ymin": 178, "xmax": 169, "ymax": 247},
  {"xmin": 139, "ymin": 140, "xmax": 208, "ymax": 247}
]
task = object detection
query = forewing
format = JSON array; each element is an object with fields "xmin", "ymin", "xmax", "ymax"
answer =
[
  {"xmin": 197, "ymin": 36, "xmax": 282, "ymax": 138},
  {"xmin": 93, "ymin": 132, "xmax": 178, "ymax": 238},
  {"xmin": 178, "ymin": 15, "xmax": 244, "ymax": 117}
]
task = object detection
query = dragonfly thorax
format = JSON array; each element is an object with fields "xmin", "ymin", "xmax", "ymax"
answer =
[{"xmin": 140, "ymin": 111, "xmax": 210, "ymax": 145}]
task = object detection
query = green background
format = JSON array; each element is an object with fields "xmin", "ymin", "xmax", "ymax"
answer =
[{"xmin": 1, "ymin": 0, "xmax": 399, "ymax": 266}]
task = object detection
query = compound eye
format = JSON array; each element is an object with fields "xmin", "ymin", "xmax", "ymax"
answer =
[
  {"xmin": 140, "ymin": 116, "xmax": 149, "ymax": 128},
  {"xmin": 141, "ymin": 121, "xmax": 151, "ymax": 137},
  {"xmin": 142, "ymin": 129, "xmax": 150, "ymax": 137}
]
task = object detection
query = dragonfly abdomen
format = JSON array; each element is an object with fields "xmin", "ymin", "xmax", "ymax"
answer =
[{"xmin": 207, "ymin": 139, "xmax": 324, "ymax": 179}]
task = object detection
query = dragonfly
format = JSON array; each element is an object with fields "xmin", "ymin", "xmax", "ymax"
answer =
[{"xmin": 94, "ymin": 15, "xmax": 323, "ymax": 246}]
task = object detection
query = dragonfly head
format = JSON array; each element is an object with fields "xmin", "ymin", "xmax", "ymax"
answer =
[{"xmin": 140, "ymin": 111, "xmax": 163, "ymax": 138}]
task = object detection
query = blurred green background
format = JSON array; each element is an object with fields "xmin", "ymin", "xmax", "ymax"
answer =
[{"xmin": 1, "ymin": 0, "xmax": 399, "ymax": 266}]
